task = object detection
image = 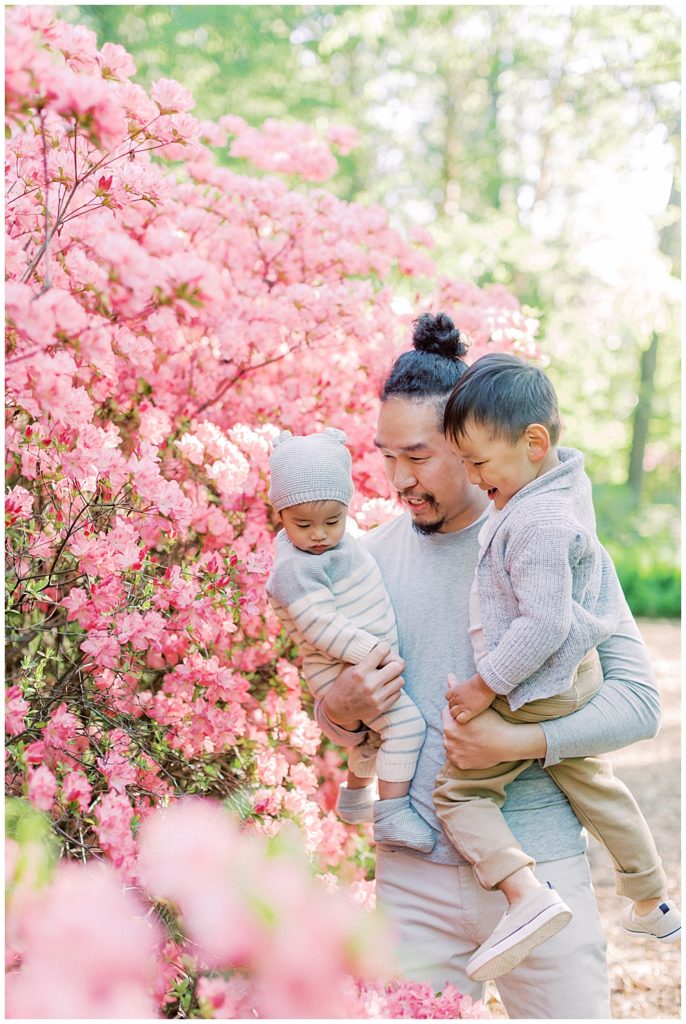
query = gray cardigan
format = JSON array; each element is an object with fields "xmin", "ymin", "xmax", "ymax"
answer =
[{"xmin": 476, "ymin": 446, "xmax": 623, "ymax": 710}]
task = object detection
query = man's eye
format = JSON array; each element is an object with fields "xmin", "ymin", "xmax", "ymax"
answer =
[{"xmin": 410, "ymin": 456, "xmax": 428, "ymax": 463}]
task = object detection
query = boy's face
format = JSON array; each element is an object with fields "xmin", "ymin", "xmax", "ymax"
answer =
[
  {"xmin": 279, "ymin": 500, "xmax": 347, "ymax": 554},
  {"xmin": 453, "ymin": 419, "xmax": 542, "ymax": 511}
]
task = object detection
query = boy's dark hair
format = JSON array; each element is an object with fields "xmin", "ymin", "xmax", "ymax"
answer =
[
  {"xmin": 379, "ymin": 312, "xmax": 469, "ymax": 416},
  {"xmin": 443, "ymin": 353, "xmax": 561, "ymax": 446}
]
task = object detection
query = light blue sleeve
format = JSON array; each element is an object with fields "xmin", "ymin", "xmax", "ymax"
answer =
[{"xmin": 541, "ymin": 596, "xmax": 661, "ymax": 767}]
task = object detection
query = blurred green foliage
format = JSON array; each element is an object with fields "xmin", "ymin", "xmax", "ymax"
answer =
[
  {"xmin": 62, "ymin": 4, "xmax": 681, "ymax": 617},
  {"xmin": 595, "ymin": 484, "xmax": 680, "ymax": 618}
]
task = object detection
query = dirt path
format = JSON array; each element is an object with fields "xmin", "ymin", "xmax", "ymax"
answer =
[{"xmin": 486, "ymin": 618, "xmax": 681, "ymax": 1020}]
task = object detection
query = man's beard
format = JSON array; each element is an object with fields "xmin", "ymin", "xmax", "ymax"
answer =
[
  {"xmin": 411, "ymin": 516, "xmax": 445, "ymax": 535},
  {"xmin": 397, "ymin": 491, "xmax": 445, "ymax": 535}
]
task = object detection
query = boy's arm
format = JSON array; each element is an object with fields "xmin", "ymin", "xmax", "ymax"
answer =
[
  {"xmin": 477, "ymin": 523, "xmax": 595, "ymax": 695},
  {"xmin": 269, "ymin": 559, "xmax": 381, "ymax": 665}
]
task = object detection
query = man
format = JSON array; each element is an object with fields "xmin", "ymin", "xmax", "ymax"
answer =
[{"xmin": 315, "ymin": 313, "xmax": 661, "ymax": 1018}]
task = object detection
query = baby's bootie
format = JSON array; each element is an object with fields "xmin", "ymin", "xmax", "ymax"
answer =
[
  {"xmin": 336, "ymin": 782, "xmax": 374, "ymax": 824},
  {"xmin": 372, "ymin": 796, "xmax": 435, "ymax": 853}
]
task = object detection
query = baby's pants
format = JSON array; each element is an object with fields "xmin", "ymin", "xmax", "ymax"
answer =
[
  {"xmin": 348, "ymin": 690, "xmax": 427, "ymax": 783},
  {"xmin": 433, "ymin": 650, "xmax": 667, "ymax": 900}
]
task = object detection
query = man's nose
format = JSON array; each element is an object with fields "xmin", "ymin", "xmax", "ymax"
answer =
[{"xmin": 392, "ymin": 463, "xmax": 417, "ymax": 491}]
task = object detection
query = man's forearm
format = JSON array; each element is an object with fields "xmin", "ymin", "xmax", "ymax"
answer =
[{"xmin": 541, "ymin": 602, "xmax": 660, "ymax": 767}]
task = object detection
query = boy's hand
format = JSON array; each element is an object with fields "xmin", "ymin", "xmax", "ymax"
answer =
[{"xmin": 446, "ymin": 672, "xmax": 495, "ymax": 723}]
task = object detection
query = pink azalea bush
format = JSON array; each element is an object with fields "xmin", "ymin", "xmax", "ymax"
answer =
[{"xmin": 5, "ymin": 6, "xmax": 539, "ymax": 1015}]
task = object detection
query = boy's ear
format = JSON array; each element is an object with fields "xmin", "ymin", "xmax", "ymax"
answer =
[{"xmin": 524, "ymin": 423, "xmax": 550, "ymax": 463}]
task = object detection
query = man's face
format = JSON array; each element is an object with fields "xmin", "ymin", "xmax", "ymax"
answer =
[{"xmin": 374, "ymin": 398, "xmax": 486, "ymax": 534}]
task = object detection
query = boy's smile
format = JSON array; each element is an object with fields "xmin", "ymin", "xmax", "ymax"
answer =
[{"xmin": 455, "ymin": 420, "xmax": 550, "ymax": 511}]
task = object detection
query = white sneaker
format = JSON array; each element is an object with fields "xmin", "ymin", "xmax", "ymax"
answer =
[
  {"xmin": 622, "ymin": 899, "xmax": 681, "ymax": 942},
  {"xmin": 467, "ymin": 883, "xmax": 572, "ymax": 982}
]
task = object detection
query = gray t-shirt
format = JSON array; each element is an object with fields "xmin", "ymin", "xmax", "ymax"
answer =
[{"xmin": 316, "ymin": 509, "xmax": 661, "ymax": 865}]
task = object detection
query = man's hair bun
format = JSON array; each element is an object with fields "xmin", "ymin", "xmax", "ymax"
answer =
[{"xmin": 412, "ymin": 312, "xmax": 467, "ymax": 360}]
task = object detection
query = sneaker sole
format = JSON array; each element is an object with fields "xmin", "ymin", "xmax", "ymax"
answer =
[
  {"xmin": 468, "ymin": 905, "xmax": 573, "ymax": 982},
  {"xmin": 622, "ymin": 924, "xmax": 681, "ymax": 943}
]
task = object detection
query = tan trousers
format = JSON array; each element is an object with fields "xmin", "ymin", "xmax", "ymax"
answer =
[{"xmin": 434, "ymin": 650, "xmax": 667, "ymax": 900}]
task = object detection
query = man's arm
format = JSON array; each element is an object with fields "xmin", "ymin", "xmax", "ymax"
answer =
[
  {"xmin": 540, "ymin": 596, "xmax": 660, "ymax": 766},
  {"xmin": 314, "ymin": 643, "xmax": 405, "ymax": 744},
  {"xmin": 444, "ymin": 597, "xmax": 660, "ymax": 770}
]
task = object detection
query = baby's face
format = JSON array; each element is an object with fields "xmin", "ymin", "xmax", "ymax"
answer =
[{"xmin": 279, "ymin": 500, "xmax": 347, "ymax": 555}]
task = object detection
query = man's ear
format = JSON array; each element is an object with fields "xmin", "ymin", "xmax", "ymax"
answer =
[{"xmin": 524, "ymin": 423, "xmax": 551, "ymax": 463}]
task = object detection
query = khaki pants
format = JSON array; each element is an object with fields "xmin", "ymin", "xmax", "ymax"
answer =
[
  {"xmin": 434, "ymin": 650, "xmax": 667, "ymax": 900},
  {"xmin": 376, "ymin": 849, "xmax": 610, "ymax": 1018}
]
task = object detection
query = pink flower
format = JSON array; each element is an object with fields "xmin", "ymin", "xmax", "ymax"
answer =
[
  {"xmin": 327, "ymin": 123, "xmax": 359, "ymax": 156},
  {"xmin": 97, "ymin": 41, "xmax": 136, "ymax": 81},
  {"xmin": 27, "ymin": 764, "xmax": 58, "ymax": 811},
  {"xmin": 5, "ymin": 485, "xmax": 34, "ymax": 525},
  {"xmin": 5, "ymin": 861, "xmax": 160, "ymax": 1018},
  {"xmin": 23, "ymin": 741, "xmax": 46, "ymax": 766},
  {"xmin": 151, "ymin": 77, "xmax": 195, "ymax": 113},
  {"xmin": 61, "ymin": 771, "xmax": 93, "ymax": 812},
  {"xmin": 80, "ymin": 631, "xmax": 121, "ymax": 669},
  {"xmin": 5, "ymin": 686, "xmax": 29, "ymax": 736},
  {"xmin": 196, "ymin": 975, "xmax": 257, "ymax": 1017},
  {"xmin": 93, "ymin": 790, "xmax": 138, "ymax": 880}
]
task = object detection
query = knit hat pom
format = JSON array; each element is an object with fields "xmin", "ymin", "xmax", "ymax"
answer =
[
  {"xmin": 272, "ymin": 429, "xmax": 293, "ymax": 448},
  {"xmin": 322, "ymin": 427, "xmax": 348, "ymax": 445}
]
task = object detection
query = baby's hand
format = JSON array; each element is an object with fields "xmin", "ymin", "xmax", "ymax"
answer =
[{"xmin": 446, "ymin": 672, "xmax": 495, "ymax": 723}]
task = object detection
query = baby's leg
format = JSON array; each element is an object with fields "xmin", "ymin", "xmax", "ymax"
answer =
[
  {"xmin": 336, "ymin": 751, "xmax": 375, "ymax": 825},
  {"xmin": 366, "ymin": 691, "xmax": 435, "ymax": 853}
]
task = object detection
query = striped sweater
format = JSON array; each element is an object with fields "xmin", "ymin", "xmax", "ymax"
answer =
[{"xmin": 267, "ymin": 529, "xmax": 399, "ymax": 700}]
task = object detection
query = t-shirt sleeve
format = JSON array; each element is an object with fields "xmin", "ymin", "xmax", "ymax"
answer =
[{"xmin": 540, "ymin": 593, "xmax": 661, "ymax": 766}]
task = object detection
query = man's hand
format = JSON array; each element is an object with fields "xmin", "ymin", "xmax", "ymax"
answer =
[
  {"xmin": 321, "ymin": 642, "xmax": 405, "ymax": 730},
  {"xmin": 442, "ymin": 706, "xmax": 547, "ymax": 770},
  {"xmin": 446, "ymin": 672, "xmax": 495, "ymax": 723}
]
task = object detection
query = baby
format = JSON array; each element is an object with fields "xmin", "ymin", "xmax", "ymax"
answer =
[
  {"xmin": 433, "ymin": 353, "xmax": 680, "ymax": 982},
  {"xmin": 266, "ymin": 427, "xmax": 434, "ymax": 853}
]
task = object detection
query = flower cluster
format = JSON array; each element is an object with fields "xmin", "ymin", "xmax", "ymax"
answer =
[
  {"xmin": 6, "ymin": 798, "xmax": 488, "ymax": 1019},
  {"xmin": 5, "ymin": 6, "xmax": 533, "ymax": 1014}
]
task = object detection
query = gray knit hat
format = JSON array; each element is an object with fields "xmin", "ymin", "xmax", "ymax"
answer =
[{"xmin": 268, "ymin": 427, "xmax": 354, "ymax": 511}]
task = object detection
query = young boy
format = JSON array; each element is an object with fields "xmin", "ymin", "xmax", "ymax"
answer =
[
  {"xmin": 433, "ymin": 353, "xmax": 680, "ymax": 982},
  {"xmin": 266, "ymin": 426, "xmax": 434, "ymax": 853}
]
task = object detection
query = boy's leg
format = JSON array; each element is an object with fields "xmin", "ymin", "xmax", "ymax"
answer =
[
  {"xmin": 547, "ymin": 755, "xmax": 667, "ymax": 900},
  {"xmin": 433, "ymin": 758, "xmax": 535, "ymax": 890},
  {"xmin": 375, "ymin": 849, "xmax": 610, "ymax": 1019},
  {"xmin": 495, "ymin": 854, "xmax": 610, "ymax": 1019}
]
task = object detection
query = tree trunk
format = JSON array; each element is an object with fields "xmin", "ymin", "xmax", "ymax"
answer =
[{"xmin": 627, "ymin": 331, "xmax": 660, "ymax": 499}]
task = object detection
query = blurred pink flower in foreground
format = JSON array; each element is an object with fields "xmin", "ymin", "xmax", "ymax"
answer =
[{"xmin": 6, "ymin": 860, "xmax": 160, "ymax": 1018}]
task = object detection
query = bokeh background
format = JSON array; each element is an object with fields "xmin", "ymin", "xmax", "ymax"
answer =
[{"xmin": 61, "ymin": 2, "xmax": 681, "ymax": 618}]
